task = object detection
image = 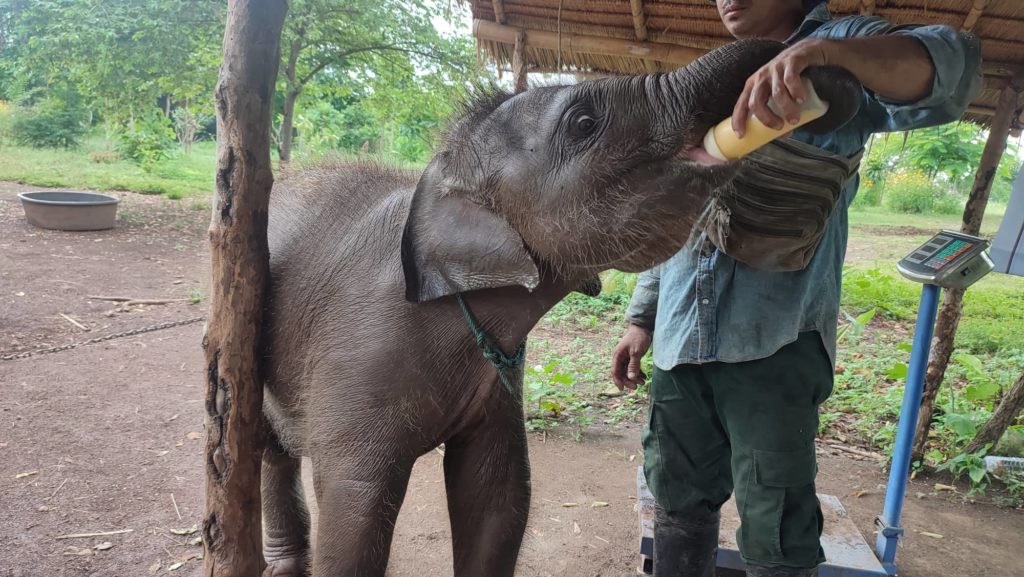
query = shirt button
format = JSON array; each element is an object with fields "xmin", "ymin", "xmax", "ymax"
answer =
[{"xmin": 701, "ymin": 298, "xmax": 710, "ymax": 305}]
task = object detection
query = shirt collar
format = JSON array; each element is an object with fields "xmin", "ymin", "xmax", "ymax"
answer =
[{"xmin": 786, "ymin": 2, "xmax": 832, "ymax": 43}]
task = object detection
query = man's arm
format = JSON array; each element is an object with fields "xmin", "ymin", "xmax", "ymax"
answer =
[
  {"xmin": 624, "ymin": 266, "xmax": 660, "ymax": 331},
  {"xmin": 732, "ymin": 18, "xmax": 982, "ymax": 137}
]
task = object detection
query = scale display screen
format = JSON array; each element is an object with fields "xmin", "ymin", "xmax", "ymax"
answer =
[{"xmin": 897, "ymin": 231, "xmax": 993, "ymax": 288}]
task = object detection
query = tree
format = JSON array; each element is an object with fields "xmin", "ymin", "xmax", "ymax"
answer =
[
  {"xmin": 0, "ymin": 0, "xmax": 224, "ymax": 122},
  {"xmin": 275, "ymin": 0, "xmax": 472, "ymax": 161},
  {"xmin": 202, "ymin": 0, "xmax": 287, "ymax": 575},
  {"xmin": 911, "ymin": 81, "xmax": 1024, "ymax": 464},
  {"xmin": 965, "ymin": 371, "xmax": 1024, "ymax": 455}
]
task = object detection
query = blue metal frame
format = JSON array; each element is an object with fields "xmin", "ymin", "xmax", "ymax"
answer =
[{"xmin": 874, "ymin": 283, "xmax": 941, "ymax": 575}]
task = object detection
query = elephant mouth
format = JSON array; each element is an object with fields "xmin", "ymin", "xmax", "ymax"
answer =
[{"xmin": 677, "ymin": 145, "xmax": 727, "ymax": 166}]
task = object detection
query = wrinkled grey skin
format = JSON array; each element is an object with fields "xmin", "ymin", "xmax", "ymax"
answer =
[{"xmin": 259, "ymin": 39, "xmax": 860, "ymax": 577}]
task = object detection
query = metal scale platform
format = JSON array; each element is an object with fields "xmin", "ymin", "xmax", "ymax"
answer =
[{"xmin": 636, "ymin": 230, "xmax": 998, "ymax": 576}]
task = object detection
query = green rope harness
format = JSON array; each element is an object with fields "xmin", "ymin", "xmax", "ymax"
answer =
[{"xmin": 456, "ymin": 293, "xmax": 526, "ymax": 395}]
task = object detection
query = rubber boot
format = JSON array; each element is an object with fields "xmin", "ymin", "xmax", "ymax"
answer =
[
  {"xmin": 653, "ymin": 506, "xmax": 720, "ymax": 577},
  {"xmin": 745, "ymin": 565, "xmax": 819, "ymax": 577}
]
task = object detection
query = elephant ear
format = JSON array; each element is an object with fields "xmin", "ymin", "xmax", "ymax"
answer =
[{"xmin": 401, "ymin": 160, "xmax": 540, "ymax": 303}]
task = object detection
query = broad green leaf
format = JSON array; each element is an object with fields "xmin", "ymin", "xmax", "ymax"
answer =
[
  {"xmin": 886, "ymin": 363, "xmax": 908, "ymax": 380},
  {"xmin": 964, "ymin": 382, "xmax": 1000, "ymax": 402},
  {"xmin": 969, "ymin": 466, "xmax": 987, "ymax": 484},
  {"xmin": 855, "ymin": 308, "xmax": 876, "ymax": 326}
]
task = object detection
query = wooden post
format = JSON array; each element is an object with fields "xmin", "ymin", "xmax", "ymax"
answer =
[
  {"xmin": 911, "ymin": 79, "xmax": 1024, "ymax": 463},
  {"xmin": 513, "ymin": 29, "xmax": 528, "ymax": 94},
  {"xmin": 202, "ymin": 1, "xmax": 287, "ymax": 576}
]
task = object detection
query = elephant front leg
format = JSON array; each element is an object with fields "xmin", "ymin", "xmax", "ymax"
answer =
[
  {"xmin": 262, "ymin": 437, "xmax": 311, "ymax": 577},
  {"xmin": 310, "ymin": 453, "xmax": 414, "ymax": 577},
  {"xmin": 444, "ymin": 403, "xmax": 531, "ymax": 577}
]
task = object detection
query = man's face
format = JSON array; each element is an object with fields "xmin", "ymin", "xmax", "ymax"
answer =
[{"xmin": 716, "ymin": 0, "xmax": 805, "ymax": 39}]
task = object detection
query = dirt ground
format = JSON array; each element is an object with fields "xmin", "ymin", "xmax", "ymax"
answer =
[{"xmin": 1, "ymin": 182, "xmax": 1021, "ymax": 577}]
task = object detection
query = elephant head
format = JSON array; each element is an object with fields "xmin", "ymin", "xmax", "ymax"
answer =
[{"xmin": 402, "ymin": 39, "xmax": 860, "ymax": 302}]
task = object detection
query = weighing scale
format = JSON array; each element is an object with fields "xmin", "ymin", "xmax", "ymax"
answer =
[{"xmin": 636, "ymin": 230, "xmax": 995, "ymax": 576}]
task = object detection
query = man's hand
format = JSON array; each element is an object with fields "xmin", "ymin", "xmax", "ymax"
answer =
[
  {"xmin": 733, "ymin": 34, "xmax": 936, "ymax": 138},
  {"xmin": 732, "ymin": 38, "xmax": 830, "ymax": 137},
  {"xmin": 611, "ymin": 324, "xmax": 653, "ymax": 391}
]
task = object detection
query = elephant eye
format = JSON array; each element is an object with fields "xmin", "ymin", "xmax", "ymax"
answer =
[{"xmin": 574, "ymin": 115, "xmax": 597, "ymax": 136}]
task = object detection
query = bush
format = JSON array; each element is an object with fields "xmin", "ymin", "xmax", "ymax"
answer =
[
  {"xmin": 116, "ymin": 110, "xmax": 177, "ymax": 166},
  {"xmin": 853, "ymin": 180, "xmax": 884, "ymax": 208},
  {"xmin": 11, "ymin": 100, "xmax": 88, "ymax": 149},
  {"xmin": 884, "ymin": 171, "xmax": 938, "ymax": 214},
  {"xmin": 0, "ymin": 100, "xmax": 14, "ymax": 147}
]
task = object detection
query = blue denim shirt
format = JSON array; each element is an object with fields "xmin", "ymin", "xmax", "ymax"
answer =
[{"xmin": 625, "ymin": 5, "xmax": 982, "ymax": 369}]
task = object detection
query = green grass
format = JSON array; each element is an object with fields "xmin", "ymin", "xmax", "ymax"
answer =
[
  {"xmin": 0, "ymin": 135, "xmax": 216, "ymax": 198},
  {"xmin": 849, "ymin": 203, "xmax": 1006, "ymax": 236}
]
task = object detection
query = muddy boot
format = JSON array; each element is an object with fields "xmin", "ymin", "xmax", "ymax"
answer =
[
  {"xmin": 653, "ymin": 506, "xmax": 719, "ymax": 577},
  {"xmin": 745, "ymin": 566, "xmax": 819, "ymax": 577}
]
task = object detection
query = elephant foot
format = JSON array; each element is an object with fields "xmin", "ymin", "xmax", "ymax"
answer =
[{"xmin": 263, "ymin": 543, "xmax": 308, "ymax": 577}]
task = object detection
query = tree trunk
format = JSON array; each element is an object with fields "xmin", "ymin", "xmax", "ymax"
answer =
[
  {"xmin": 203, "ymin": 1, "xmax": 287, "ymax": 576},
  {"xmin": 911, "ymin": 81, "xmax": 1023, "ymax": 463},
  {"xmin": 278, "ymin": 89, "xmax": 298, "ymax": 162},
  {"xmin": 965, "ymin": 371, "xmax": 1024, "ymax": 455},
  {"xmin": 277, "ymin": 35, "xmax": 303, "ymax": 163}
]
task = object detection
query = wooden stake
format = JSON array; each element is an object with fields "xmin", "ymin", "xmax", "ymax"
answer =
[{"xmin": 203, "ymin": 1, "xmax": 287, "ymax": 576}]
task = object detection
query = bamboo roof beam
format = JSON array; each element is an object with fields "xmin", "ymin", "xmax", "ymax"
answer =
[
  {"xmin": 491, "ymin": 0, "xmax": 506, "ymax": 25},
  {"xmin": 961, "ymin": 0, "xmax": 988, "ymax": 32},
  {"xmin": 474, "ymin": 19, "xmax": 706, "ymax": 67},
  {"xmin": 629, "ymin": 0, "xmax": 648, "ymax": 41}
]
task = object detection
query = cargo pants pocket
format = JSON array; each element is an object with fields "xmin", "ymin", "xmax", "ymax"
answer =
[{"xmin": 736, "ymin": 447, "xmax": 820, "ymax": 568}]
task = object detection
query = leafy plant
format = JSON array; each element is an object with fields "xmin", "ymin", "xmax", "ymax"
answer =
[
  {"xmin": 116, "ymin": 110, "xmax": 177, "ymax": 167},
  {"xmin": 939, "ymin": 446, "xmax": 991, "ymax": 496},
  {"xmin": 11, "ymin": 100, "xmax": 88, "ymax": 149},
  {"xmin": 884, "ymin": 170, "xmax": 938, "ymax": 214}
]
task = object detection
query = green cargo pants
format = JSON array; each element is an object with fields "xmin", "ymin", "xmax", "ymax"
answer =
[{"xmin": 642, "ymin": 331, "xmax": 834, "ymax": 569}]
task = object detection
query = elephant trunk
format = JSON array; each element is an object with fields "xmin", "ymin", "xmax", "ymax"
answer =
[{"xmin": 655, "ymin": 39, "xmax": 786, "ymax": 149}]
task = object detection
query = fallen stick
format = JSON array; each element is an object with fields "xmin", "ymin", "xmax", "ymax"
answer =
[
  {"xmin": 829, "ymin": 443, "xmax": 886, "ymax": 461},
  {"xmin": 56, "ymin": 529, "xmax": 133, "ymax": 540},
  {"xmin": 88, "ymin": 296, "xmax": 189, "ymax": 305},
  {"xmin": 171, "ymin": 493, "xmax": 182, "ymax": 521},
  {"xmin": 59, "ymin": 314, "xmax": 88, "ymax": 331}
]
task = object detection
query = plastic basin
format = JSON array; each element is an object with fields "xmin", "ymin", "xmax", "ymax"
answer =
[{"xmin": 17, "ymin": 191, "xmax": 120, "ymax": 231}]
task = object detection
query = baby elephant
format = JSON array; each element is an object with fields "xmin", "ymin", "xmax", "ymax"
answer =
[{"xmin": 259, "ymin": 39, "xmax": 858, "ymax": 577}]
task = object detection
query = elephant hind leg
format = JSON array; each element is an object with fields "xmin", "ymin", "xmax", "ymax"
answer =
[
  {"xmin": 444, "ymin": 403, "xmax": 531, "ymax": 577},
  {"xmin": 262, "ymin": 435, "xmax": 311, "ymax": 577}
]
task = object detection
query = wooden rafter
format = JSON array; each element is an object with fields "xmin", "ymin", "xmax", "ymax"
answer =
[
  {"xmin": 860, "ymin": 0, "xmax": 875, "ymax": 16},
  {"xmin": 513, "ymin": 29, "xmax": 528, "ymax": 93},
  {"xmin": 629, "ymin": 0, "xmax": 648, "ymax": 41},
  {"xmin": 962, "ymin": 0, "xmax": 988, "ymax": 32},
  {"xmin": 492, "ymin": 0, "xmax": 506, "ymax": 25},
  {"xmin": 474, "ymin": 19, "xmax": 705, "ymax": 68}
]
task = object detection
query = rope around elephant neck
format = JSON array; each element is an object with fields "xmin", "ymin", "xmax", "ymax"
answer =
[{"xmin": 455, "ymin": 293, "xmax": 526, "ymax": 395}]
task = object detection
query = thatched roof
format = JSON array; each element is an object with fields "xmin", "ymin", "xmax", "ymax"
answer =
[{"xmin": 468, "ymin": 0, "xmax": 1024, "ymax": 130}]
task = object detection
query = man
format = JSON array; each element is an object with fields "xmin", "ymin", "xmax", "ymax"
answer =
[{"xmin": 611, "ymin": 1, "xmax": 981, "ymax": 576}]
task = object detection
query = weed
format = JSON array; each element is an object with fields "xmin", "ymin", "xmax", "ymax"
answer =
[
  {"xmin": 188, "ymin": 290, "xmax": 203, "ymax": 304},
  {"xmin": 939, "ymin": 446, "xmax": 991, "ymax": 497}
]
